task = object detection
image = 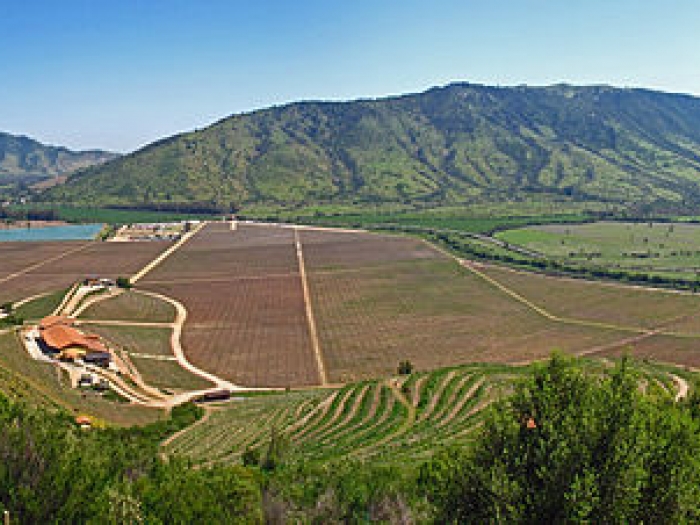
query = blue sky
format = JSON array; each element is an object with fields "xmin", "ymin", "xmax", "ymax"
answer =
[{"xmin": 1, "ymin": 0, "xmax": 698, "ymax": 152}]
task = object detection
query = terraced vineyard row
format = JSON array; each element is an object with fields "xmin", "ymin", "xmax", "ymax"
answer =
[
  {"xmin": 162, "ymin": 359, "xmax": 692, "ymax": 466},
  {"xmin": 162, "ymin": 364, "xmax": 515, "ymax": 465}
]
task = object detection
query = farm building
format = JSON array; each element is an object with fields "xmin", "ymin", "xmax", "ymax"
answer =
[
  {"xmin": 39, "ymin": 315, "xmax": 75, "ymax": 330},
  {"xmin": 39, "ymin": 316, "xmax": 112, "ymax": 365}
]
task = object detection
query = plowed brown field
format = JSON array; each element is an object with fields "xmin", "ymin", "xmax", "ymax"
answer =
[
  {"xmin": 0, "ymin": 241, "xmax": 171, "ymax": 303},
  {"xmin": 141, "ymin": 223, "xmax": 318, "ymax": 387}
]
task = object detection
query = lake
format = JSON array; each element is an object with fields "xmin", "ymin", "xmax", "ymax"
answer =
[{"xmin": 0, "ymin": 223, "xmax": 104, "ymax": 242}]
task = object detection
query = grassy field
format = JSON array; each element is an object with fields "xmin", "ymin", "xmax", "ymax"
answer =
[
  {"xmin": 85, "ymin": 324, "xmax": 174, "ymax": 356},
  {"xmin": 129, "ymin": 356, "xmax": 213, "ymax": 391},
  {"xmin": 13, "ymin": 288, "xmax": 67, "ymax": 319},
  {"xmin": 79, "ymin": 290, "xmax": 176, "ymax": 323},
  {"xmin": 496, "ymin": 221, "xmax": 700, "ymax": 279},
  {"xmin": 162, "ymin": 358, "xmax": 692, "ymax": 467}
]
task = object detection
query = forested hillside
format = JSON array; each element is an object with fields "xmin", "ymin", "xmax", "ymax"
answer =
[
  {"xmin": 0, "ymin": 132, "xmax": 117, "ymax": 184},
  {"xmin": 46, "ymin": 83, "xmax": 700, "ymax": 212}
]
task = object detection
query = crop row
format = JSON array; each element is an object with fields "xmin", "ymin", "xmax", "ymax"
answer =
[{"xmin": 163, "ymin": 365, "xmax": 506, "ymax": 465}]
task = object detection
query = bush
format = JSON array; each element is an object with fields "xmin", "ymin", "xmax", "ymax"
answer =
[
  {"xmin": 397, "ymin": 360, "xmax": 413, "ymax": 375},
  {"xmin": 0, "ymin": 314, "xmax": 23, "ymax": 327},
  {"xmin": 115, "ymin": 277, "xmax": 133, "ymax": 289},
  {"xmin": 242, "ymin": 447, "xmax": 260, "ymax": 467}
]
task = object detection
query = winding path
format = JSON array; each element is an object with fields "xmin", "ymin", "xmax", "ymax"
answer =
[{"xmin": 134, "ymin": 289, "xmax": 239, "ymax": 394}]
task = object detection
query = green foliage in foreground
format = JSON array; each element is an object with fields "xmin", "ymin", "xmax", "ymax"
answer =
[
  {"xmin": 0, "ymin": 401, "xmax": 262, "ymax": 524},
  {"xmin": 421, "ymin": 355, "xmax": 700, "ymax": 523},
  {"xmin": 2, "ymin": 356, "xmax": 700, "ymax": 523}
]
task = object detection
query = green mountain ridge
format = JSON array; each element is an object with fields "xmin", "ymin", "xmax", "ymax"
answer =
[
  {"xmin": 45, "ymin": 83, "xmax": 700, "ymax": 211},
  {"xmin": 0, "ymin": 132, "xmax": 118, "ymax": 183}
]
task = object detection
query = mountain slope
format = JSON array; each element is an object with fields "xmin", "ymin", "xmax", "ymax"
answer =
[
  {"xmin": 46, "ymin": 83, "xmax": 700, "ymax": 210},
  {"xmin": 0, "ymin": 132, "xmax": 118, "ymax": 184}
]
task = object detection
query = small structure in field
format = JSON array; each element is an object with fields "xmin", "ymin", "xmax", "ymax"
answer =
[
  {"xmin": 75, "ymin": 415, "xmax": 92, "ymax": 429},
  {"xmin": 194, "ymin": 390, "xmax": 232, "ymax": 403}
]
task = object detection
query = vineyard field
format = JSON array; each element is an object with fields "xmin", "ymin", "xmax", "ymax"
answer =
[
  {"xmin": 148, "ymin": 276, "xmax": 318, "ymax": 387},
  {"xmin": 162, "ymin": 359, "xmax": 691, "ymax": 466},
  {"xmin": 0, "ymin": 240, "xmax": 170, "ymax": 303},
  {"xmin": 479, "ymin": 265, "xmax": 700, "ymax": 330},
  {"xmin": 300, "ymin": 229, "xmax": 443, "ymax": 270},
  {"xmin": 598, "ymin": 334, "xmax": 700, "ymax": 368},
  {"xmin": 140, "ymin": 222, "xmax": 318, "ymax": 387},
  {"xmin": 141, "ymin": 222, "xmax": 299, "ymax": 283},
  {"xmin": 302, "ymin": 235, "xmax": 630, "ymax": 382},
  {"xmin": 0, "ymin": 241, "xmax": 86, "ymax": 279}
]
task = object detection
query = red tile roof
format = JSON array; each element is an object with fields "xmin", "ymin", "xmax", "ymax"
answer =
[
  {"xmin": 42, "ymin": 324, "xmax": 107, "ymax": 353},
  {"xmin": 39, "ymin": 315, "xmax": 74, "ymax": 330}
]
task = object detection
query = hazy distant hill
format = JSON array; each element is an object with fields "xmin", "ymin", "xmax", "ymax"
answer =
[
  {"xmin": 0, "ymin": 132, "xmax": 117, "ymax": 185},
  {"xmin": 46, "ymin": 83, "xmax": 700, "ymax": 211}
]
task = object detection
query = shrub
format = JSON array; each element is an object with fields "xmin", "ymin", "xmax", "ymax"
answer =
[
  {"xmin": 397, "ymin": 360, "xmax": 413, "ymax": 375},
  {"xmin": 115, "ymin": 277, "xmax": 133, "ymax": 289},
  {"xmin": 242, "ymin": 447, "xmax": 260, "ymax": 467}
]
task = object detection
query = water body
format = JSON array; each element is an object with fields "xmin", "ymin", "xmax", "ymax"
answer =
[{"xmin": 0, "ymin": 223, "xmax": 104, "ymax": 242}]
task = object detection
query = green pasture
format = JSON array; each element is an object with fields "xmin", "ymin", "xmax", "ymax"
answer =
[{"xmin": 497, "ymin": 221, "xmax": 700, "ymax": 278}]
